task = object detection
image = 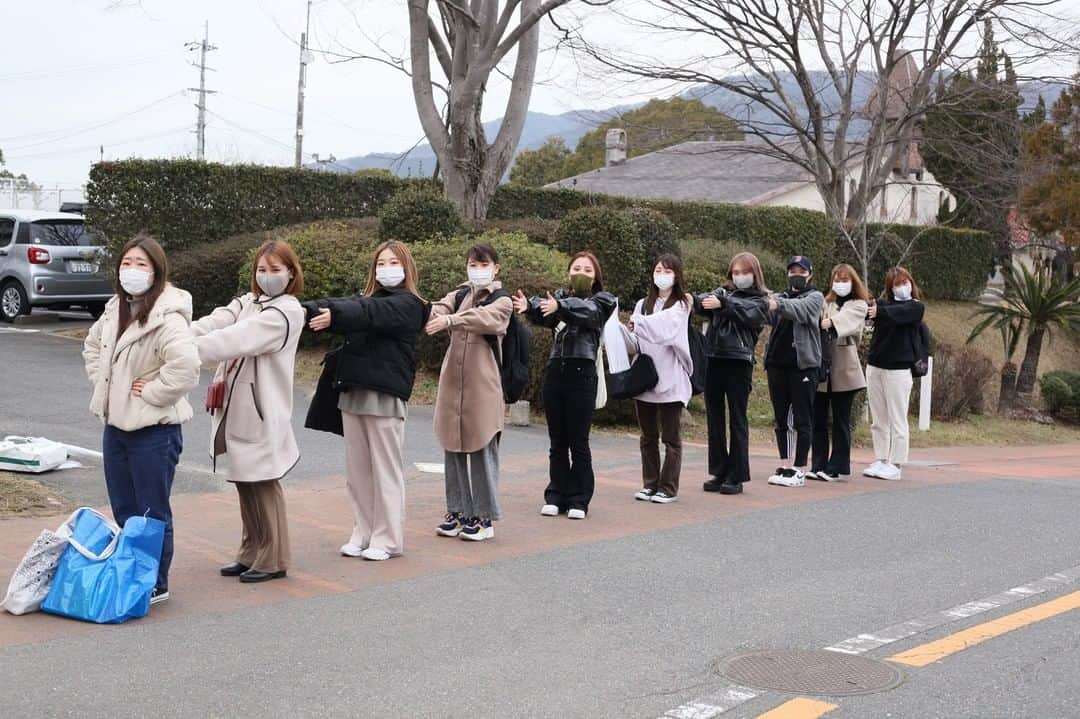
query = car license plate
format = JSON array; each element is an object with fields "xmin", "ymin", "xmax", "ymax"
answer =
[{"xmin": 69, "ymin": 262, "xmax": 98, "ymax": 274}]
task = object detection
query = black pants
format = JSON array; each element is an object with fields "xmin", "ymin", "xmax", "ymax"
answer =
[
  {"xmin": 543, "ymin": 359, "xmax": 598, "ymax": 513},
  {"xmin": 766, "ymin": 366, "xmax": 816, "ymax": 467},
  {"xmin": 705, "ymin": 358, "xmax": 753, "ymax": 484},
  {"xmin": 812, "ymin": 389, "xmax": 859, "ymax": 475}
]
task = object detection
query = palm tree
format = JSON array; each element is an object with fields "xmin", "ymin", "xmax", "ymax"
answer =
[{"xmin": 968, "ymin": 263, "xmax": 1080, "ymax": 408}]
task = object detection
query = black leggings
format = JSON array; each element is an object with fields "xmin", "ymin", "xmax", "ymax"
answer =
[{"xmin": 542, "ymin": 359, "xmax": 598, "ymax": 513}]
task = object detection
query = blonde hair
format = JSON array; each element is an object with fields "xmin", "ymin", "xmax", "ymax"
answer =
[{"xmin": 363, "ymin": 240, "xmax": 424, "ymax": 300}]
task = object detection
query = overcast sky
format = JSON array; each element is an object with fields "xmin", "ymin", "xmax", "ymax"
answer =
[{"xmin": 0, "ymin": 0, "xmax": 621, "ymax": 195}]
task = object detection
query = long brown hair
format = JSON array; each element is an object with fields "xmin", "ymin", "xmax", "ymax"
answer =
[
  {"xmin": 567, "ymin": 251, "xmax": 604, "ymax": 294},
  {"xmin": 250, "ymin": 240, "xmax": 305, "ymax": 296},
  {"xmin": 825, "ymin": 263, "xmax": 869, "ymax": 303},
  {"xmin": 115, "ymin": 233, "xmax": 168, "ymax": 337},
  {"xmin": 882, "ymin": 266, "xmax": 922, "ymax": 301},
  {"xmin": 363, "ymin": 240, "xmax": 424, "ymax": 300},
  {"xmin": 724, "ymin": 251, "xmax": 768, "ymax": 292},
  {"xmin": 643, "ymin": 253, "xmax": 690, "ymax": 314}
]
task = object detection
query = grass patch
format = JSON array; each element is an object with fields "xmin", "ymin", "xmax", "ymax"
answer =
[
  {"xmin": 0, "ymin": 472, "xmax": 72, "ymax": 519},
  {"xmin": 53, "ymin": 327, "xmax": 89, "ymax": 340}
]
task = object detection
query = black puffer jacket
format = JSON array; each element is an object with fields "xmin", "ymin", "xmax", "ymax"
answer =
[
  {"xmin": 693, "ymin": 287, "xmax": 770, "ymax": 363},
  {"xmin": 302, "ymin": 287, "xmax": 430, "ymax": 400},
  {"xmin": 525, "ymin": 289, "xmax": 617, "ymax": 362}
]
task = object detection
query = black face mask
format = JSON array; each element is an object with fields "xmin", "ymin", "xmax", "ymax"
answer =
[{"xmin": 788, "ymin": 274, "xmax": 808, "ymax": 292}]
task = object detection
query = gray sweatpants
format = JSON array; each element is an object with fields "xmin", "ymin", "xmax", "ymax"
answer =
[{"xmin": 444, "ymin": 434, "xmax": 502, "ymax": 521}]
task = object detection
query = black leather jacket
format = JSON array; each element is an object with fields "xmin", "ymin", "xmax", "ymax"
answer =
[
  {"xmin": 693, "ymin": 287, "xmax": 770, "ymax": 363},
  {"xmin": 525, "ymin": 289, "xmax": 617, "ymax": 362}
]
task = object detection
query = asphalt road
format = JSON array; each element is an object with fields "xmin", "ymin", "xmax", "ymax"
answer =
[{"xmin": 1, "ymin": 325, "xmax": 1079, "ymax": 718}]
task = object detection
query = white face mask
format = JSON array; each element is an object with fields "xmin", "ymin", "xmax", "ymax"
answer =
[
  {"xmin": 653, "ymin": 273, "xmax": 675, "ymax": 291},
  {"xmin": 468, "ymin": 268, "xmax": 494, "ymax": 288},
  {"xmin": 257, "ymin": 272, "xmax": 291, "ymax": 297},
  {"xmin": 732, "ymin": 274, "xmax": 754, "ymax": 290},
  {"xmin": 832, "ymin": 281, "xmax": 852, "ymax": 298},
  {"xmin": 893, "ymin": 283, "xmax": 913, "ymax": 301},
  {"xmin": 119, "ymin": 268, "xmax": 153, "ymax": 296},
  {"xmin": 375, "ymin": 266, "xmax": 405, "ymax": 288}
]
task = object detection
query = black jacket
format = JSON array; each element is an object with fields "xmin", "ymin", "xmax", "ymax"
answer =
[
  {"xmin": 302, "ymin": 287, "xmax": 430, "ymax": 400},
  {"xmin": 867, "ymin": 299, "xmax": 926, "ymax": 370},
  {"xmin": 525, "ymin": 289, "xmax": 617, "ymax": 362},
  {"xmin": 694, "ymin": 288, "xmax": 770, "ymax": 363}
]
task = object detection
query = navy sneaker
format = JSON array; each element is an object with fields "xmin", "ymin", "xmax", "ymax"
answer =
[
  {"xmin": 436, "ymin": 512, "xmax": 466, "ymax": 537},
  {"xmin": 460, "ymin": 517, "xmax": 494, "ymax": 541},
  {"xmin": 150, "ymin": 587, "xmax": 169, "ymax": 605}
]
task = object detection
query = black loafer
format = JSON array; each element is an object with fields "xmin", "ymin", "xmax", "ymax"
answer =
[
  {"xmin": 220, "ymin": 562, "xmax": 250, "ymax": 577},
  {"xmin": 719, "ymin": 482, "xmax": 743, "ymax": 495},
  {"xmin": 239, "ymin": 569, "xmax": 287, "ymax": 583}
]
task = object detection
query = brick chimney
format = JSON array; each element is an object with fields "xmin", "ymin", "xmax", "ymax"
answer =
[{"xmin": 605, "ymin": 128, "xmax": 628, "ymax": 167}]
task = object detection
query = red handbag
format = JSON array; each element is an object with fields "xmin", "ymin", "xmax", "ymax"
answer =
[{"xmin": 205, "ymin": 359, "xmax": 239, "ymax": 413}]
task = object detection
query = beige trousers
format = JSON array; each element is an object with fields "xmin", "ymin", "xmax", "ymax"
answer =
[
  {"xmin": 236, "ymin": 480, "xmax": 291, "ymax": 572},
  {"xmin": 866, "ymin": 365, "xmax": 913, "ymax": 465},
  {"xmin": 342, "ymin": 411, "xmax": 406, "ymax": 556}
]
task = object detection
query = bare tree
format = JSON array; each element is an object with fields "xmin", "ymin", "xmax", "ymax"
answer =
[
  {"xmin": 406, "ymin": 0, "xmax": 611, "ymax": 218},
  {"xmin": 561, "ymin": 0, "xmax": 1078, "ymax": 279}
]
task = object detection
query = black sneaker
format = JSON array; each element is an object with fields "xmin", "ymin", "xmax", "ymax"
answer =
[
  {"xmin": 460, "ymin": 517, "xmax": 493, "ymax": 541},
  {"xmin": 436, "ymin": 511, "xmax": 466, "ymax": 537},
  {"xmin": 150, "ymin": 588, "xmax": 169, "ymax": 605},
  {"xmin": 635, "ymin": 488, "xmax": 657, "ymax": 501},
  {"xmin": 650, "ymin": 491, "xmax": 678, "ymax": 504}
]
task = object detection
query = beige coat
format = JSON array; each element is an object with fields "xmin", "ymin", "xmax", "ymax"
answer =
[
  {"xmin": 430, "ymin": 282, "xmax": 514, "ymax": 454},
  {"xmin": 192, "ymin": 293, "xmax": 305, "ymax": 483},
  {"xmin": 83, "ymin": 284, "xmax": 200, "ymax": 432},
  {"xmin": 819, "ymin": 298, "xmax": 869, "ymax": 393}
]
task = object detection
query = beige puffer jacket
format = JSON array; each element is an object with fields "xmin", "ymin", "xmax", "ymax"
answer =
[{"xmin": 83, "ymin": 284, "xmax": 200, "ymax": 431}]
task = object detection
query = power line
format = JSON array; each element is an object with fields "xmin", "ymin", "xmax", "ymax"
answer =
[
  {"xmin": 0, "ymin": 92, "xmax": 186, "ymax": 148},
  {"xmin": 0, "ymin": 52, "xmax": 175, "ymax": 82},
  {"xmin": 3, "ymin": 127, "xmax": 192, "ymax": 161},
  {"xmin": 185, "ymin": 21, "xmax": 218, "ymax": 161}
]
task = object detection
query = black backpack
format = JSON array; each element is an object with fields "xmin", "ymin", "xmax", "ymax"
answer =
[
  {"xmin": 454, "ymin": 287, "xmax": 531, "ymax": 403},
  {"xmin": 687, "ymin": 320, "xmax": 707, "ymax": 396}
]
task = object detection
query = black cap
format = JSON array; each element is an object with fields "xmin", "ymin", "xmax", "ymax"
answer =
[{"xmin": 787, "ymin": 255, "xmax": 813, "ymax": 273}]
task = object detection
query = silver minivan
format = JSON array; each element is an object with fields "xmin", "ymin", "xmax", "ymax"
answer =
[{"xmin": 0, "ymin": 210, "xmax": 113, "ymax": 322}]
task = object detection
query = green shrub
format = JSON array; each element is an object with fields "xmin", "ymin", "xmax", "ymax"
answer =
[
  {"xmin": 555, "ymin": 207, "xmax": 644, "ymax": 303},
  {"xmin": 624, "ymin": 207, "xmax": 681, "ymax": 297},
  {"xmin": 410, "ymin": 231, "xmax": 568, "ymax": 405},
  {"xmin": 468, "ymin": 217, "xmax": 561, "ymax": 247},
  {"xmin": 1040, "ymin": 370, "xmax": 1080, "ymax": 421},
  {"xmin": 378, "ymin": 187, "xmax": 464, "ymax": 244},
  {"xmin": 680, "ymin": 238, "xmax": 788, "ymax": 294},
  {"xmin": 86, "ymin": 159, "xmax": 426, "ymax": 253},
  {"xmin": 171, "ymin": 233, "xmax": 264, "ymax": 318}
]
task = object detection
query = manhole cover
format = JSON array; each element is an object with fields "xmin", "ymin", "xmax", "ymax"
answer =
[{"xmin": 719, "ymin": 650, "xmax": 902, "ymax": 696}]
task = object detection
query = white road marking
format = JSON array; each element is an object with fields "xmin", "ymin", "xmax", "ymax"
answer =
[
  {"xmin": 658, "ymin": 563, "xmax": 1080, "ymax": 716},
  {"xmin": 414, "ymin": 462, "xmax": 445, "ymax": 474},
  {"xmin": 0, "ymin": 327, "xmax": 40, "ymax": 333}
]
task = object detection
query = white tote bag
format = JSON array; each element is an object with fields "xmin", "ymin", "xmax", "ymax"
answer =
[
  {"xmin": 0, "ymin": 436, "xmax": 68, "ymax": 474},
  {"xmin": 0, "ymin": 507, "xmax": 116, "ymax": 615}
]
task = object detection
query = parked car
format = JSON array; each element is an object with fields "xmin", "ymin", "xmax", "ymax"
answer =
[{"xmin": 0, "ymin": 210, "xmax": 112, "ymax": 322}]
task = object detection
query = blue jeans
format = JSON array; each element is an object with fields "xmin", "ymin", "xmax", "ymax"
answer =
[{"xmin": 103, "ymin": 424, "xmax": 182, "ymax": 592}]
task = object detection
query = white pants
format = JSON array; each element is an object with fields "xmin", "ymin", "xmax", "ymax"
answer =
[
  {"xmin": 342, "ymin": 411, "xmax": 406, "ymax": 556},
  {"xmin": 866, "ymin": 365, "xmax": 913, "ymax": 465}
]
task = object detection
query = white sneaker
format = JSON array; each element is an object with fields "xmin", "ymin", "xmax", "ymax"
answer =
[
  {"xmin": 804, "ymin": 470, "xmax": 820, "ymax": 480},
  {"xmin": 567, "ymin": 508, "xmax": 586, "ymax": 520},
  {"xmin": 540, "ymin": 504, "xmax": 559, "ymax": 516},
  {"xmin": 876, "ymin": 463, "xmax": 902, "ymax": 481},
  {"xmin": 768, "ymin": 468, "xmax": 805, "ymax": 487},
  {"xmin": 634, "ymin": 488, "xmax": 657, "ymax": 501},
  {"xmin": 863, "ymin": 461, "xmax": 885, "ymax": 478},
  {"xmin": 360, "ymin": 547, "xmax": 391, "ymax": 561},
  {"xmin": 650, "ymin": 492, "xmax": 678, "ymax": 504},
  {"xmin": 340, "ymin": 542, "xmax": 365, "ymax": 557}
]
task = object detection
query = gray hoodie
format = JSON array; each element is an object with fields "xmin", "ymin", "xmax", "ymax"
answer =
[{"xmin": 766, "ymin": 288, "xmax": 825, "ymax": 371}]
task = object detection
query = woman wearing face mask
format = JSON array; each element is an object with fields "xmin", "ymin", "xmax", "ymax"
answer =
[
  {"xmin": 627, "ymin": 254, "xmax": 693, "ymax": 504},
  {"xmin": 82, "ymin": 234, "xmax": 200, "ymax": 605},
  {"xmin": 694, "ymin": 252, "xmax": 771, "ymax": 495},
  {"xmin": 426, "ymin": 244, "xmax": 513, "ymax": 541},
  {"xmin": 304, "ymin": 241, "xmax": 429, "ymax": 560},
  {"xmin": 864, "ymin": 266, "xmax": 925, "ymax": 481},
  {"xmin": 512, "ymin": 251, "xmax": 616, "ymax": 519},
  {"xmin": 190, "ymin": 240, "xmax": 306, "ymax": 583},
  {"xmin": 764, "ymin": 256, "xmax": 825, "ymax": 488},
  {"xmin": 808, "ymin": 264, "xmax": 869, "ymax": 482}
]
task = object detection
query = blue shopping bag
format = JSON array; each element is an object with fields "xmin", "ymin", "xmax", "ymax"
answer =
[{"xmin": 41, "ymin": 507, "xmax": 165, "ymax": 624}]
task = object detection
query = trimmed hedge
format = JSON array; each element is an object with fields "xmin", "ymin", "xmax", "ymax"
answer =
[
  {"xmin": 555, "ymin": 207, "xmax": 644, "ymax": 302},
  {"xmin": 680, "ymin": 238, "xmax": 789, "ymax": 294},
  {"xmin": 378, "ymin": 187, "xmax": 464, "ymax": 244},
  {"xmin": 171, "ymin": 232, "xmax": 264, "ymax": 319},
  {"xmin": 86, "ymin": 159, "xmax": 431, "ymax": 252},
  {"xmin": 1040, "ymin": 370, "xmax": 1080, "ymax": 422}
]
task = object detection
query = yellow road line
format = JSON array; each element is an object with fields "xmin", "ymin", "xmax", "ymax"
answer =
[
  {"xmin": 756, "ymin": 697, "xmax": 838, "ymax": 719},
  {"xmin": 889, "ymin": 590, "xmax": 1080, "ymax": 667}
]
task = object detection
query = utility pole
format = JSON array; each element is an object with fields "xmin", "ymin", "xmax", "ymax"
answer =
[
  {"xmin": 295, "ymin": 0, "xmax": 313, "ymax": 168},
  {"xmin": 186, "ymin": 21, "xmax": 217, "ymax": 161}
]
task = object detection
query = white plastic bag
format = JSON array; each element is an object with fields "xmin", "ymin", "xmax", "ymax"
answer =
[
  {"xmin": 0, "ymin": 436, "xmax": 68, "ymax": 474},
  {"xmin": 0, "ymin": 507, "xmax": 91, "ymax": 615}
]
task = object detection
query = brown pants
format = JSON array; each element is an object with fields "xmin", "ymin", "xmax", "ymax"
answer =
[
  {"xmin": 636, "ymin": 400, "xmax": 683, "ymax": 496},
  {"xmin": 342, "ymin": 411, "xmax": 406, "ymax": 556},
  {"xmin": 235, "ymin": 480, "xmax": 290, "ymax": 573}
]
